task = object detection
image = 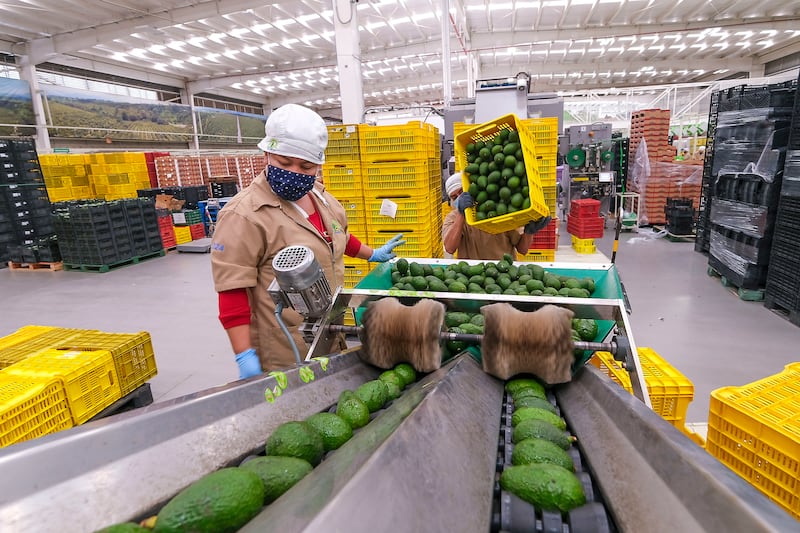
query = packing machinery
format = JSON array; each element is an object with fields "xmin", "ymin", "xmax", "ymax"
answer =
[{"xmin": 0, "ymin": 256, "xmax": 794, "ymax": 533}]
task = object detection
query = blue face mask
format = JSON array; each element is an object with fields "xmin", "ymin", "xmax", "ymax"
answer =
[{"xmin": 267, "ymin": 165, "xmax": 316, "ymax": 201}]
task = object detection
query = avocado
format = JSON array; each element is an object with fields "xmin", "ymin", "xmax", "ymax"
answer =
[
  {"xmin": 355, "ymin": 380, "xmax": 389, "ymax": 412},
  {"xmin": 512, "ymin": 419, "xmax": 572, "ymax": 449},
  {"xmin": 513, "ymin": 396, "xmax": 558, "ymax": 414},
  {"xmin": 580, "ymin": 277, "xmax": 596, "ymax": 294},
  {"xmin": 336, "ymin": 397, "xmax": 370, "ymax": 429},
  {"xmin": 511, "ymin": 407, "xmax": 567, "ymax": 430},
  {"xmin": 265, "ymin": 421, "xmax": 325, "ymax": 466},
  {"xmin": 378, "ymin": 370, "xmax": 404, "ymax": 389},
  {"xmin": 305, "ymin": 412, "xmax": 353, "ymax": 451},
  {"xmin": 469, "ymin": 314, "xmax": 485, "ymax": 327},
  {"xmin": 240, "ymin": 456, "xmax": 313, "ymax": 504},
  {"xmin": 449, "ymin": 281, "xmax": 467, "ymax": 293},
  {"xmin": 153, "ymin": 468, "xmax": 265, "ymax": 533},
  {"xmin": 408, "ymin": 262, "xmax": 424, "ymax": 277},
  {"xmin": 446, "ymin": 326, "xmax": 467, "ymax": 353},
  {"xmin": 500, "ymin": 464, "xmax": 586, "ymax": 512},
  {"xmin": 573, "ymin": 319, "xmax": 599, "ymax": 341},
  {"xmin": 383, "ymin": 380, "xmax": 402, "ymax": 401},
  {"xmin": 511, "ymin": 438, "xmax": 575, "ymax": 471},
  {"xmin": 410, "ymin": 276, "xmax": 428, "ymax": 290},
  {"xmin": 505, "ymin": 378, "xmax": 546, "ymax": 397},
  {"xmin": 458, "ymin": 322, "xmax": 483, "ymax": 335},
  {"xmin": 530, "ymin": 264, "xmax": 545, "ymax": 280},
  {"xmin": 395, "ymin": 258, "xmax": 409, "ymax": 275},
  {"xmin": 95, "ymin": 523, "xmax": 149, "ymax": 533},
  {"xmin": 564, "ymin": 278, "xmax": 582, "ymax": 289},
  {"xmin": 393, "ymin": 363, "xmax": 417, "ymax": 387}
]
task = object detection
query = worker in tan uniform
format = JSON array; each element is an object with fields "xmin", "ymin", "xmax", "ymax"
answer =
[
  {"xmin": 211, "ymin": 104, "xmax": 404, "ymax": 379},
  {"xmin": 442, "ymin": 173, "xmax": 550, "ymax": 260}
]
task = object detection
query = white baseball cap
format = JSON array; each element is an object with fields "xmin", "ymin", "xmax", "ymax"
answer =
[
  {"xmin": 258, "ymin": 104, "xmax": 328, "ymax": 164},
  {"xmin": 445, "ymin": 173, "xmax": 463, "ymax": 197}
]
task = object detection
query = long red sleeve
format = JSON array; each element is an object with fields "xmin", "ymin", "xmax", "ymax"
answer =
[{"xmin": 218, "ymin": 288, "xmax": 251, "ymax": 329}]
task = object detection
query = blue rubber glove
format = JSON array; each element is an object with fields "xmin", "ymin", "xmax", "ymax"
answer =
[
  {"xmin": 455, "ymin": 192, "xmax": 474, "ymax": 215},
  {"xmin": 369, "ymin": 233, "xmax": 406, "ymax": 262},
  {"xmin": 524, "ymin": 216, "xmax": 552, "ymax": 235},
  {"xmin": 235, "ymin": 348, "xmax": 262, "ymax": 379}
]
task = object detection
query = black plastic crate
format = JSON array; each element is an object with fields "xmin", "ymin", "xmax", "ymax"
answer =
[
  {"xmin": 9, "ymin": 139, "xmax": 35, "ymax": 152},
  {"xmin": 210, "ymin": 181, "xmax": 238, "ymax": 198},
  {"xmin": 709, "ymin": 224, "xmax": 774, "ymax": 266},
  {"xmin": 2, "ymin": 184, "xmax": 49, "ymax": 204},
  {"xmin": 708, "ymin": 254, "xmax": 768, "ymax": 290}
]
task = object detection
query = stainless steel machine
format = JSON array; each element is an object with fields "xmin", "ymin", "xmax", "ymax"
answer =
[{"xmin": 0, "ymin": 258, "xmax": 795, "ymax": 532}]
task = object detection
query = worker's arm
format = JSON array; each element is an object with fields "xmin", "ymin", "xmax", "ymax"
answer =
[
  {"xmin": 225, "ymin": 324, "xmax": 252, "ymax": 354},
  {"xmin": 515, "ymin": 232, "xmax": 535, "ymax": 254},
  {"xmin": 443, "ymin": 211, "xmax": 466, "ymax": 255}
]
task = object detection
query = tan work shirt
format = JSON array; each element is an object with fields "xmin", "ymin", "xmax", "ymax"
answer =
[
  {"xmin": 211, "ymin": 170, "xmax": 348, "ymax": 370},
  {"xmin": 442, "ymin": 209, "xmax": 523, "ymax": 260}
]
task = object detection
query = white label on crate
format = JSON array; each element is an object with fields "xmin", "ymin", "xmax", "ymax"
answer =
[
  {"xmin": 379, "ymin": 199, "xmax": 398, "ymax": 219},
  {"xmin": 345, "ymin": 125, "xmax": 356, "ymax": 133},
  {"xmin": 172, "ymin": 212, "xmax": 186, "ymax": 224}
]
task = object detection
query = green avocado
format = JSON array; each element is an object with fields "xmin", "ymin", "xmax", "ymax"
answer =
[
  {"xmin": 240, "ymin": 456, "xmax": 313, "ymax": 504},
  {"xmin": 500, "ymin": 463, "xmax": 586, "ymax": 512},
  {"xmin": 152, "ymin": 468, "xmax": 265, "ymax": 533},
  {"xmin": 511, "ymin": 437, "xmax": 575, "ymax": 471}
]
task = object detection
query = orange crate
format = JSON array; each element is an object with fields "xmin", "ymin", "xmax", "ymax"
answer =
[
  {"xmin": 706, "ymin": 363, "xmax": 800, "ymax": 519},
  {"xmin": 59, "ymin": 331, "xmax": 157, "ymax": 396},
  {"xmin": 4, "ymin": 348, "xmax": 122, "ymax": 424},
  {"xmin": 455, "ymin": 113, "xmax": 548, "ymax": 234},
  {"xmin": 0, "ymin": 376, "xmax": 73, "ymax": 447}
]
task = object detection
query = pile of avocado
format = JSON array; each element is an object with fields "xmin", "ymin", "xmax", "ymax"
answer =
[
  {"xmin": 391, "ymin": 256, "xmax": 596, "ymax": 297},
  {"xmin": 95, "ymin": 364, "xmax": 418, "ymax": 533},
  {"xmin": 463, "ymin": 128, "xmax": 531, "ymax": 221},
  {"xmin": 500, "ymin": 378, "xmax": 587, "ymax": 513}
]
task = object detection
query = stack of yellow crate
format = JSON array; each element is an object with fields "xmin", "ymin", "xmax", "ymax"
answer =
[
  {"xmin": 39, "ymin": 154, "xmax": 94, "ymax": 202},
  {"xmin": 87, "ymin": 152, "xmax": 151, "ymax": 200},
  {"xmin": 521, "ymin": 118, "xmax": 559, "ymax": 261},
  {"xmin": 358, "ymin": 121, "xmax": 442, "ymax": 259},
  {"xmin": 0, "ymin": 326, "xmax": 157, "ymax": 447}
]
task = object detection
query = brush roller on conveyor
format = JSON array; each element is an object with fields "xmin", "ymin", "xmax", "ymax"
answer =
[{"xmin": 0, "ymin": 256, "xmax": 794, "ymax": 533}]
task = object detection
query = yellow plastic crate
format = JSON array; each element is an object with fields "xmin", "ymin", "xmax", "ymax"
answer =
[
  {"xmin": 358, "ymin": 122, "xmax": 431, "ymax": 162},
  {"xmin": 3, "ymin": 348, "xmax": 122, "ymax": 425},
  {"xmin": 0, "ymin": 328, "xmax": 86, "ymax": 369},
  {"xmin": 456, "ymin": 113, "xmax": 548, "ymax": 234},
  {"xmin": 0, "ymin": 376, "xmax": 73, "ymax": 447},
  {"xmin": 59, "ymin": 331, "xmax": 157, "ymax": 396},
  {"xmin": 325, "ymin": 124, "xmax": 360, "ymax": 163},
  {"xmin": 174, "ymin": 225, "xmax": 192, "ymax": 244},
  {"xmin": 536, "ymin": 155, "xmax": 558, "ymax": 186},
  {"xmin": 0, "ymin": 326, "xmax": 56, "ymax": 351},
  {"xmin": 589, "ymin": 348, "xmax": 694, "ymax": 424},
  {"xmin": 365, "ymin": 194, "xmax": 437, "ymax": 229},
  {"xmin": 322, "ymin": 163, "xmax": 362, "ymax": 193},
  {"xmin": 521, "ymin": 117, "xmax": 559, "ymax": 156},
  {"xmin": 519, "ymin": 249, "xmax": 555, "ymax": 262},
  {"xmin": 368, "ymin": 229, "xmax": 433, "ymax": 258},
  {"xmin": 543, "ymin": 186, "xmax": 557, "ymax": 214},
  {"xmin": 571, "ymin": 235, "xmax": 596, "ymax": 254},
  {"xmin": 706, "ymin": 363, "xmax": 800, "ymax": 519},
  {"xmin": 361, "ymin": 159, "xmax": 433, "ymax": 196},
  {"xmin": 343, "ymin": 259, "xmax": 372, "ymax": 289}
]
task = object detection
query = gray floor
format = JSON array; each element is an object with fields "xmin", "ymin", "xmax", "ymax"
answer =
[{"xmin": 2, "ymin": 224, "xmax": 799, "ymax": 423}]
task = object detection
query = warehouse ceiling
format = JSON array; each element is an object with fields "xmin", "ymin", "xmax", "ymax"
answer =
[{"xmin": 1, "ymin": 0, "xmax": 799, "ymax": 117}]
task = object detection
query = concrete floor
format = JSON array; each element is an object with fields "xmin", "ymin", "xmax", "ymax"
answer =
[{"xmin": 1, "ymin": 223, "xmax": 799, "ymax": 423}]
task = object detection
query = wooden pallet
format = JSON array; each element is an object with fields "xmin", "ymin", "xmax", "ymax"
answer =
[
  {"xmin": 8, "ymin": 261, "xmax": 64, "ymax": 271},
  {"xmin": 707, "ymin": 266, "xmax": 765, "ymax": 301},
  {"xmin": 63, "ymin": 249, "xmax": 165, "ymax": 273}
]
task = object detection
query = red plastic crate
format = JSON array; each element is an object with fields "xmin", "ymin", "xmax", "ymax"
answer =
[
  {"xmin": 188, "ymin": 223, "xmax": 205, "ymax": 240},
  {"xmin": 567, "ymin": 214, "xmax": 604, "ymax": 239},
  {"xmin": 570, "ymin": 199, "xmax": 601, "ymax": 218},
  {"xmin": 528, "ymin": 218, "xmax": 558, "ymax": 249}
]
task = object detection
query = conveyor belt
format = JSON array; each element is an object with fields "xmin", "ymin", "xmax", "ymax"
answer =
[
  {"xmin": 493, "ymin": 391, "xmax": 615, "ymax": 533},
  {"xmin": 0, "ymin": 352, "xmax": 796, "ymax": 533}
]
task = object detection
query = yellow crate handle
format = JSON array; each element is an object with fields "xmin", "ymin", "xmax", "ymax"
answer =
[{"xmin": 474, "ymin": 123, "xmax": 499, "ymax": 136}]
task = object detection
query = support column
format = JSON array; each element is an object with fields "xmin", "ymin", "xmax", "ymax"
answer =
[
  {"xmin": 441, "ymin": 0, "xmax": 452, "ymax": 108},
  {"xmin": 16, "ymin": 57, "xmax": 51, "ymax": 152},
  {"xmin": 749, "ymin": 61, "xmax": 766, "ymax": 79},
  {"xmin": 181, "ymin": 86, "xmax": 200, "ymax": 151},
  {"xmin": 332, "ymin": 0, "xmax": 364, "ymax": 123}
]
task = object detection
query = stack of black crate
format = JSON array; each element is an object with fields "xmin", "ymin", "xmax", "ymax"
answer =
[
  {"xmin": 0, "ymin": 139, "xmax": 58, "ymax": 266},
  {"xmin": 137, "ymin": 185, "xmax": 209, "ymax": 209},
  {"xmin": 706, "ymin": 80, "xmax": 797, "ymax": 290},
  {"xmin": 764, "ymin": 74, "xmax": 800, "ymax": 325},
  {"xmin": 695, "ymin": 89, "xmax": 721, "ymax": 253},
  {"xmin": 665, "ymin": 198, "xmax": 695, "ymax": 235},
  {"xmin": 53, "ymin": 198, "xmax": 163, "ymax": 266}
]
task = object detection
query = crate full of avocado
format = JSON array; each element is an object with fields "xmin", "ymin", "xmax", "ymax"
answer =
[{"xmin": 455, "ymin": 113, "xmax": 549, "ymax": 234}]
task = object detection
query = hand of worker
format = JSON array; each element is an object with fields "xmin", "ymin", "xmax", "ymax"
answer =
[
  {"xmin": 524, "ymin": 216, "xmax": 552, "ymax": 235},
  {"xmin": 369, "ymin": 233, "xmax": 406, "ymax": 262},
  {"xmin": 235, "ymin": 348, "xmax": 262, "ymax": 379},
  {"xmin": 455, "ymin": 192, "xmax": 474, "ymax": 215}
]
